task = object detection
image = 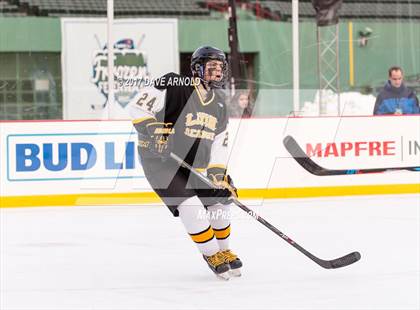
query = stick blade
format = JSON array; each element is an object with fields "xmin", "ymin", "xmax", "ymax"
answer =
[
  {"xmin": 283, "ymin": 135, "xmax": 348, "ymax": 175},
  {"xmin": 283, "ymin": 135, "xmax": 326, "ymax": 175},
  {"xmin": 319, "ymin": 251, "xmax": 362, "ymax": 269}
]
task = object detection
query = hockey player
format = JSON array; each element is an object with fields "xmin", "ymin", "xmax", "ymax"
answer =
[{"xmin": 127, "ymin": 46, "xmax": 242, "ymax": 279}]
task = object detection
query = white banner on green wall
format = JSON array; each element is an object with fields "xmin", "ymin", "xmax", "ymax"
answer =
[{"xmin": 61, "ymin": 18, "xmax": 178, "ymax": 120}]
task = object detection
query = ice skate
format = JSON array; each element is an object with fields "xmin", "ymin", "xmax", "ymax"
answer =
[
  {"xmin": 203, "ymin": 252, "xmax": 230, "ymax": 280},
  {"xmin": 220, "ymin": 249, "xmax": 242, "ymax": 277}
]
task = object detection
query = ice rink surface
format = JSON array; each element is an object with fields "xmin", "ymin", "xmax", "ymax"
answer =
[{"xmin": 1, "ymin": 194, "xmax": 419, "ymax": 310}]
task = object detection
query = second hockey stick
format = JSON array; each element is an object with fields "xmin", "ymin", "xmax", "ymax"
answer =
[
  {"xmin": 170, "ymin": 152, "xmax": 361, "ymax": 269},
  {"xmin": 283, "ymin": 135, "xmax": 420, "ymax": 176}
]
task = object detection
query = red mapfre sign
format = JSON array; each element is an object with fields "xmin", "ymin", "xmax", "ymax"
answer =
[{"xmin": 306, "ymin": 141, "xmax": 396, "ymax": 157}]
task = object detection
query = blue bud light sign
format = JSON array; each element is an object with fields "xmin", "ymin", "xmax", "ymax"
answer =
[{"xmin": 7, "ymin": 132, "xmax": 144, "ymax": 181}]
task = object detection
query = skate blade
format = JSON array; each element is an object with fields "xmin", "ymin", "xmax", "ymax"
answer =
[
  {"xmin": 229, "ymin": 268, "xmax": 241, "ymax": 277},
  {"xmin": 216, "ymin": 271, "xmax": 231, "ymax": 281}
]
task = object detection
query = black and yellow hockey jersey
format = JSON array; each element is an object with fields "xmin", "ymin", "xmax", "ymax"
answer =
[{"xmin": 128, "ymin": 73, "xmax": 229, "ymax": 170}]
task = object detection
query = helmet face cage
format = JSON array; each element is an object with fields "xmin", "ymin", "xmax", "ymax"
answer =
[{"xmin": 191, "ymin": 46, "xmax": 228, "ymax": 89}]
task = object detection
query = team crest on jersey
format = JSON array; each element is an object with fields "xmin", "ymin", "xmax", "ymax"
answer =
[{"xmin": 91, "ymin": 38, "xmax": 151, "ymax": 109}]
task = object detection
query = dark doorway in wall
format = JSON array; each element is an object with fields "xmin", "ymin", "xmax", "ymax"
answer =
[{"xmin": 0, "ymin": 52, "xmax": 62, "ymax": 120}]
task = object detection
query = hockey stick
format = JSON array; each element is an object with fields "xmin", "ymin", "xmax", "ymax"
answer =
[
  {"xmin": 283, "ymin": 135, "xmax": 420, "ymax": 176},
  {"xmin": 170, "ymin": 152, "xmax": 361, "ymax": 269}
]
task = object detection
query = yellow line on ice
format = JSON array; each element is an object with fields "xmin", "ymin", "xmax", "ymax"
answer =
[{"xmin": 1, "ymin": 184, "xmax": 419, "ymax": 208}]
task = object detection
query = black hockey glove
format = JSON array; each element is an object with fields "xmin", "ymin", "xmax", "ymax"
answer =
[
  {"xmin": 206, "ymin": 167, "xmax": 238, "ymax": 205},
  {"xmin": 135, "ymin": 118, "xmax": 174, "ymax": 159}
]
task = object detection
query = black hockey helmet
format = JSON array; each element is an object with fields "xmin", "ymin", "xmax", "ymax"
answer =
[{"xmin": 190, "ymin": 46, "xmax": 227, "ymax": 89}]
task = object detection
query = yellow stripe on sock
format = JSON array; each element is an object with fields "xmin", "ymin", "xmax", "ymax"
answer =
[
  {"xmin": 213, "ymin": 225, "xmax": 231, "ymax": 240},
  {"xmin": 189, "ymin": 226, "xmax": 215, "ymax": 244}
]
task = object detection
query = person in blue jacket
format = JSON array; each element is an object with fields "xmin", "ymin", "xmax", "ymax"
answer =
[{"xmin": 373, "ymin": 66, "xmax": 419, "ymax": 115}]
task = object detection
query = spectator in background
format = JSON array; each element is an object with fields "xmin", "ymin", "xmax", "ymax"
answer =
[
  {"xmin": 373, "ymin": 66, "xmax": 419, "ymax": 115},
  {"xmin": 229, "ymin": 90, "xmax": 254, "ymax": 118}
]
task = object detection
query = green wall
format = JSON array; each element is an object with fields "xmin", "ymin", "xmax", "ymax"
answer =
[
  {"xmin": 351, "ymin": 21, "xmax": 420, "ymax": 87},
  {"xmin": 179, "ymin": 19, "xmax": 420, "ymax": 115},
  {"xmin": 179, "ymin": 19, "xmax": 420, "ymax": 87},
  {"xmin": 0, "ymin": 17, "xmax": 61, "ymax": 52},
  {"xmin": 1, "ymin": 17, "xmax": 419, "ymax": 115}
]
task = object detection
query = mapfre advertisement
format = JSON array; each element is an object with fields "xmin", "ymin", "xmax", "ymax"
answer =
[{"xmin": 61, "ymin": 18, "xmax": 178, "ymax": 120}]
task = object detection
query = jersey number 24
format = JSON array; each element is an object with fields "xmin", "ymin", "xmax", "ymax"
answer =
[{"xmin": 136, "ymin": 92, "xmax": 157, "ymax": 112}]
